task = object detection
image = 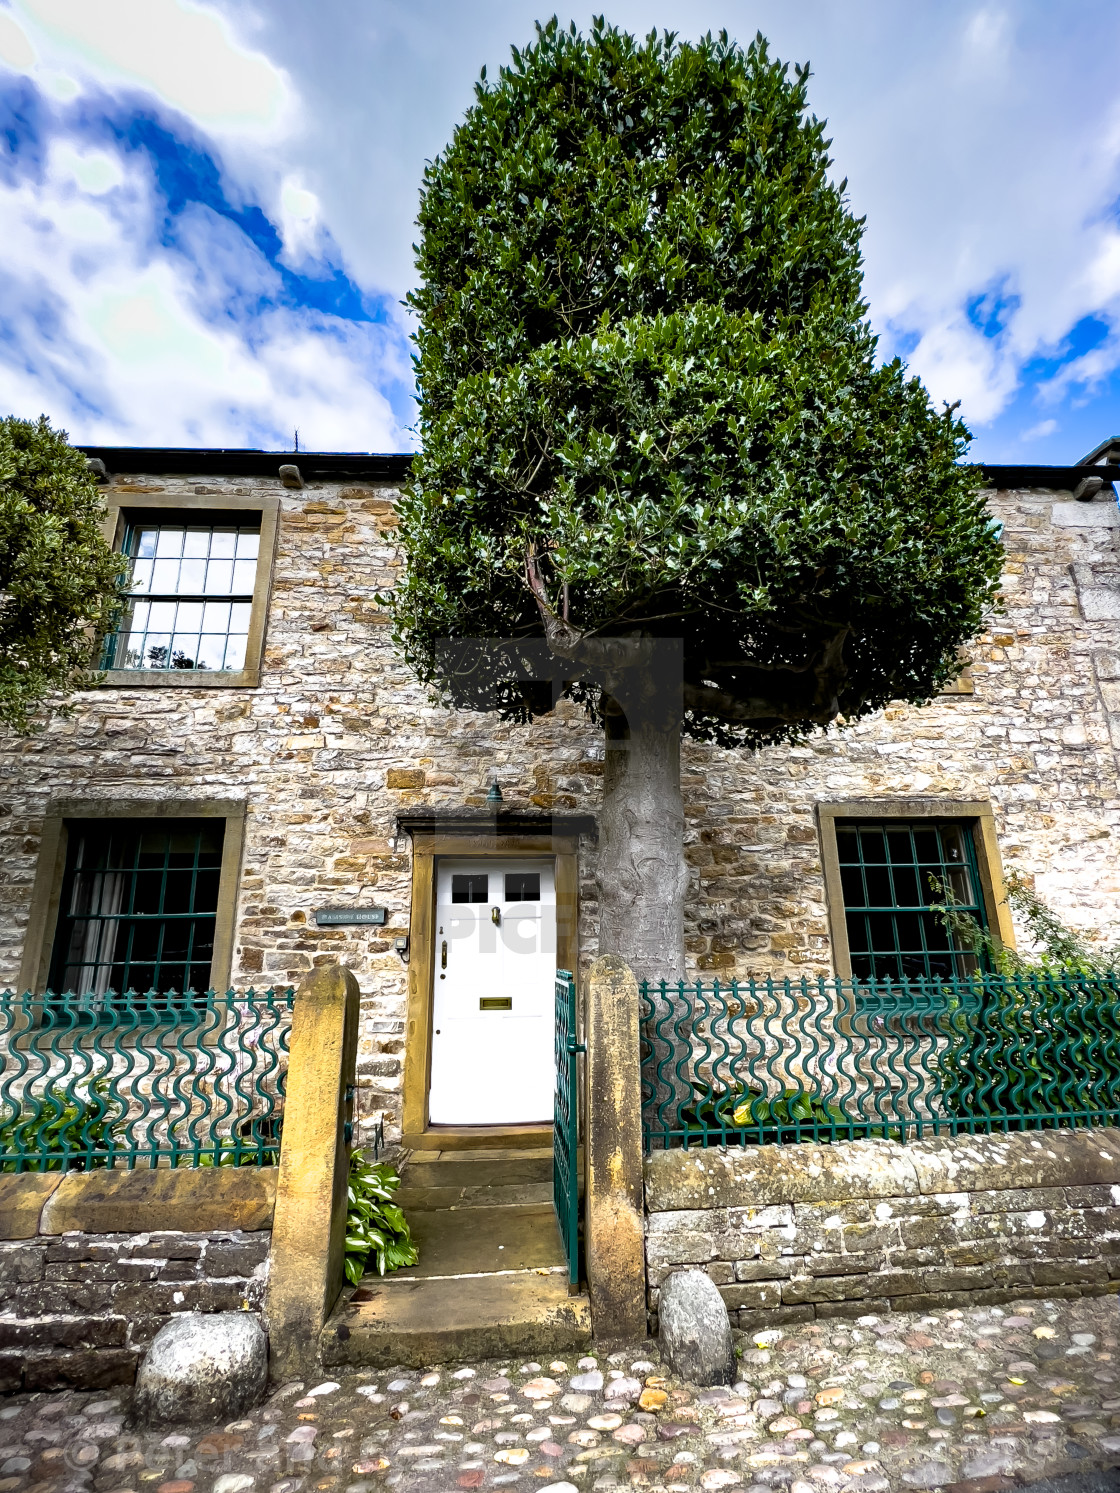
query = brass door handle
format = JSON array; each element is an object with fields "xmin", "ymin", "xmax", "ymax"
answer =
[
  {"xmin": 441, "ymin": 940, "xmax": 447, "ymax": 969},
  {"xmin": 491, "ymin": 906, "xmax": 501, "ymax": 926}
]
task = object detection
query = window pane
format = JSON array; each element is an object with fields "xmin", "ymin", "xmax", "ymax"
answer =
[
  {"xmin": 222, "ymin": 634, "xmax": 247, "ymax": 671},
  {"xmin": 178, "ymin": 557, "xmax": 206, "ymax": 593},
  {"xmin": 864, "ymin": 866, "xmax": 891, "ymax": 905},
  {"xmin": 151, "ymin": 558, "xmax": 181, "ymax": 592},
  {"xmin": 148, "ymin": 601, "xmax": 176, "ymax": 632},
  {"xmin": 194, "ymin": 639, "xmax": 222, "ymax": 670},
  {"xmin": 505, "ymin": 872, "xmax": 540, "ymax": 902},
  {"xmin": 205, "ymin": 559, "xmax": 234, "ymax": 594},
  {"xmin": 859, "ymin": 828, "xmax": 887, "ymax": 863},
  {"xmin": 154, "ymin": 528, "xmax": 184, "ymax": 557},
  {"xmin": 49, "ymin": 820, "xmax": 226, "ymax": 1002},
  {"xmin": 837, "ymin": 818, "xmax": 988, "ymax": 980},
  {"xmin": 451, "ymin": 874, "xmax": 488, "ymax": 903},
  {"xmin": 840, "ymin": 863, "xmax": 865, "ymax": 905},
  {"xmin": 202, "ymin": 601, "xmax": 231, "ymax": 631},
  {"xmin": 112, "ymin": 521, "xmax": 261, "ymax": 672},
  {"xmin": 886, "ymin": 829, "xmax": 913, "ymax": 864},
  {"xmin": 175, "ymin": 601, "xmax": 204, "ymax": 631}
]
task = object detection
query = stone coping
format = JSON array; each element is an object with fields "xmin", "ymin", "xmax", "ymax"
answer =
[
  {"xmin": 0, "ymin": 1165, "xmax": 277, "ymax": 1239},
  {"xmin": 644, "ymin": 1127, "xmax": 1120, "ymax": 1211}
]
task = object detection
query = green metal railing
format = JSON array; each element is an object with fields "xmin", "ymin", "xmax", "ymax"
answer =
[
  {"xmin": 0, "ymin": 987, "xmax": 294, "ymax": 1171},
  {"xmin": 640, "ymin": 971, "xmax": 1120, "ymax": 1150},
  {"xmin": 553, "ymin": 970, "xmax": 583, "ymax": 1287}
]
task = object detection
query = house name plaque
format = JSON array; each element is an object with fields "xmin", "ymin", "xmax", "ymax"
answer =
[{"xmin": 314, "ymin": 906, "xmax": 387, "ymax": 927}]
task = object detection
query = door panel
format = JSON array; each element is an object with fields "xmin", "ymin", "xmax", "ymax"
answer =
[{"xmin": 429, "ymin": 859, "xmax": 556, "ymax": 1125}]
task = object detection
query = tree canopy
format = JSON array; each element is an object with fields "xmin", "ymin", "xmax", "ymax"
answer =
[
  {"xmin": 392, "ymin": 19, "xmax": 1003, "ymax": 746},
  {"xmin": 0, "ymin": 415, "xmax": 125, "ymax": 733}
]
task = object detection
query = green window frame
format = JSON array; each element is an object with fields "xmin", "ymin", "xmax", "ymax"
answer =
[
  {"xmin": 48, "ymin": 819, "xmax": 225, "ymax": 999},
  {"xmin": 103, "ymin": 518, "xmax": 260, "ymax": 673},
  {"xmin": 835, "ymin": 818, "xmax": 988, "ymax": 981}
]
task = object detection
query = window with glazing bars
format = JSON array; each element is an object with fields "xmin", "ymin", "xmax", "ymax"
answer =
[
  {"xmin": 836, "ymin": 820, "xmax": 988, "ymax": 980},
  {"xmin": 48, "ymin": 820, "xmax": 224, "ymax": 997},
  {"xmin": 104, "ymin": 520, "xmax": 259, "ymax": 671}
]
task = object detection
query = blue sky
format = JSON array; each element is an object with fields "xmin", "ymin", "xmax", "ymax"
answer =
[{"xmin": 0, "ymin": 0, "xmax": 1119, "ymax": 461}]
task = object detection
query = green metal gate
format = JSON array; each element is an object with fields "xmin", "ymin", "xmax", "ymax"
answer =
[{"xmin": 553, "ymin": 970, "xmax": 582, "ymax": 1288}]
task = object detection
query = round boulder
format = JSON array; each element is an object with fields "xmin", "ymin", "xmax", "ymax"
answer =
[
  {"xmin": 657, "ymin": 1268, "xmax": 735, "ymax": 1386},
  {"xmin": 135, "ymin": 1311, "xmax": 268, "ymax": 1424}
]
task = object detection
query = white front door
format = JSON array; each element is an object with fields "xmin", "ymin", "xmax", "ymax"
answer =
[{"xmin": 428, "ymin": 859, "xmax": 556, "ymax": 1126}]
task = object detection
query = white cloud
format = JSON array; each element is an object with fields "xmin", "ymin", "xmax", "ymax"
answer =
[
  {"xmin": 0, "ymin": 134, "xmax": 413, "ymax": 450},
  {"xmin": 277, "ymin": 176, "xmax": 324, "ymax": 266},
  {"xmin": 8, "ymin": 0, "xmax": 294, "ymax": 138},
  {"xmin": 1022, "ymin": 419, "xmax": 1058, "ymax": 442}
]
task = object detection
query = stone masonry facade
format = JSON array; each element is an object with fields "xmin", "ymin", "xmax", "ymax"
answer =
[
  {"xmin": 643, "ymin": 1129, "xmax": 1120, "ymax": 1334},
  {"xmin": 1, "ymin": 461, "xmax": 1119, "ymax": 1145},
  {"xmin": 0, "ymin": 1229, "xmax": 269, "ymax": 1392}
]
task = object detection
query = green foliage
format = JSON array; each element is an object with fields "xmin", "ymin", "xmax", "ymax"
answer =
[
  {"xmin": 931, "ymin": 871, "xmax": 1120, "ymax": 978},
  {"xmin": 0, "ymin": 415, "xmax": 126, "ymax": 733},
  {"xmin": 0, "ymin": 1082, "xmax": 118, "ymax": 1171},
  {"xmin": 930, "ymin": 876, "xmax": 1120, "ymax": 1124},
  {"xmin": 344, "ymin": 1151, "xmax": 418, "ymax": 1284},
  {"xmin": 683, "ymin": 1082, "xmax": 848, "ymax": 1140},
  {"xmin": 393, "ymin": 19, "xmax": 1004, "ymax": 746}
]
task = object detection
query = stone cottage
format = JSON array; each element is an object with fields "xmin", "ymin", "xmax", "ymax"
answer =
[{"xmin": 2, "ymin": 439, "xmax": 1120, "ymax": 1155}]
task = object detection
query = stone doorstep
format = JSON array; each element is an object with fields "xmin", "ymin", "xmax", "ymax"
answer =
[
  {"xmin": 318, "ymin": 1153, "xmax": 590, "ymax": 1368},
  {"xmin": 319, "ymin": 1268, "xmax": 591, "ymax": 1368}
]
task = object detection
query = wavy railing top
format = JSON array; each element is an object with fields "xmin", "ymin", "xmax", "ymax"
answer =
[
  {"xmin": 0, "ymin": 987, "xmax": 295, "ymax": 1171},
  {"xmin": 638, "ymin": 970, "xmax": 1120, "ymax": 1149}
]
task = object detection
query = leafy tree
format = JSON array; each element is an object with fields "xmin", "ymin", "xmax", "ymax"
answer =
[
  {"xmin": 0, "ymin": 415, "xmax": 126, "ymax": 733},
  {"xmin": 391, "ymin": 20, "xmax": 1004, "ymax": 981}
]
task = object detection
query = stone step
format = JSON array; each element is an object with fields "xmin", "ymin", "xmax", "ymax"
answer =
[
  {"xmin": 397, "ymin": 1203, "xmax": 565, "ymax": 1278},
  {"xmin": 395, "ymin": 1180, "xmax": 554, "ymax": 1211},
  {"xmin": 320, "ymin": 1271, "xmax": 591, "ymax": 1368},
  {"xmin": 401, "ymin": 1154, "xmax": 554, "ymax": 1190},
  {"xmin": 320, "ymin": 1193, "xmax": 588, "ymax": 1367}
]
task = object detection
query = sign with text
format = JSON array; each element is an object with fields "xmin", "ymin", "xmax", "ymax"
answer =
[{"xmin": 314, "ymin": 906, "xmax": 387, "ymax": 927}]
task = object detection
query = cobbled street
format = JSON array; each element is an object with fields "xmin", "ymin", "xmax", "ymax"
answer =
[{"xmin": 7, "ymin": 1297, "xmax": 1120, "ymax": 1493}]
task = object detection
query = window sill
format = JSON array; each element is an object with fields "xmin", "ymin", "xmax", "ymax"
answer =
[{"xmin": 100, "ymin": 669, "xmax": 260, "ymax": 689}]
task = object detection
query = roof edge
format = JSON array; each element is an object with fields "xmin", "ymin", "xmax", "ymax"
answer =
[
  {"xmin": 78, "ymin": 446, "xmax": 414, "ymax": 481},
  {"xmin": 977, "ymin": 463, "xmax": 1120, "ymax": 490},
  {"xmin": 75, "ymin": 446, "xmax": 1120, "ymax": 494}
]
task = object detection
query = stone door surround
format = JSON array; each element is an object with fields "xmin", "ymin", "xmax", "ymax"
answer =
[{"xmin": 397, "ymin": 812, "xmax": 593, "ymax": 1151}]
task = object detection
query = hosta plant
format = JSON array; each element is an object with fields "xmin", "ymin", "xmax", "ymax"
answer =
[{"xmin": 344, "ymin": 1150, "xmax": 418, "ymax": 1284}]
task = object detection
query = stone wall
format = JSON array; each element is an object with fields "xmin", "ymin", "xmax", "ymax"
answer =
[
  {"xmin": 2, "ymin": 469, "xmax": 1120, "ymax": 1144},
  {"xmin": 644, "ymin": 1130, "xmax": 1120, "ymax": 1333},
  {"xmin": 0, "ymin": 1228, "xmax": 270, "ymax": 1391}
]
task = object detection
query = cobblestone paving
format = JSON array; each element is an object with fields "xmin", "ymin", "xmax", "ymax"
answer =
[{"xmin": 6, "ymin": 1297, "xmax": 1120, "ymax": 1493}]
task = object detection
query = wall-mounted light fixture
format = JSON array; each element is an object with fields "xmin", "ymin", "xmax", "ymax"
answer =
[
  {"xmin": 394, "ymin": 935, "xmax": 410, "ymax": 962},
  {"xmin": 486, "ymin": 778, "xmax": 503, "ymax": 805}
]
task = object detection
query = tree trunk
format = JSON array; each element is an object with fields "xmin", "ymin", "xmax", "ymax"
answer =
[{"xmin": 598, "ymin": 697, "xmax": 687, "ymax": 984}]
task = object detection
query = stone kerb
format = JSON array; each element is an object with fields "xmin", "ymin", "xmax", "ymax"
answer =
[
  {"xmin": 644, "ymin": 1128, "xmax": 1120, "ymax": 1331},
  {"xmin": 266, "ymin": 962, "xmax": 360, "ymax": 1378}
]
